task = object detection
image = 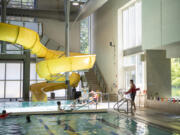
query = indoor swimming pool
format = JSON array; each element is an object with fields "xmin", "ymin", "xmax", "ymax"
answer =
[{"xmin": 0, "ymin": 112, "xmax": 178, "ymax": 135}]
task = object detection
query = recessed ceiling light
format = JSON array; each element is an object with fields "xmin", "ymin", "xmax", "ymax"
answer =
[{"xmin": 72, "ymin": 2, "xmax": 79, "ymax": 6}]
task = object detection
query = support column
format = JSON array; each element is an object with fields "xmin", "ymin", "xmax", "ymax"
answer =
[
  {"xmin": 1, "ymin": 0, "xmax": 7, "ymax": 53},
  {"xmin": 23, "ymin": 50, "xmax": 30, "ymax": 101},
  {"xmin": 64, "ymin": 0, "xmax": 73, "ymax": 100},
  {"xmin": 145, "ymin": 50, "xmax": 171, "ymax": 99}
]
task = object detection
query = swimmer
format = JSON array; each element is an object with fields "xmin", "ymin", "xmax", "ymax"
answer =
[
  {"xmin": 57, "ymin": 101, "xmax": 63, "ymax": 111},
  {"xmin": 0, "ymin": 110, "xmax": 10, "ymax": 119},
  {"xmin": 26, "ymin": 115, "xmax": 31, "ymax": 123}
]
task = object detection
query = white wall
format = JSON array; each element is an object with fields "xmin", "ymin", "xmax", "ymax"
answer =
[
  {"xmin": 38, "ymin": 19, "xmax": 80, "ymax": 52},
  {"xmin": 92, "ymin": 0, "xmax": 129, "ymax": 93},
  {"xmin": 142, "ymin": 0, "xmax": 180, "ymax": 51}
]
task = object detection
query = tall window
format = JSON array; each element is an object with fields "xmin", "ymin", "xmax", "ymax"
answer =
[
  {"xmin": 80, "ymin": 17, "xmax": 90, "ymax": 54},
  {"xmin": 7, "ymin": 0, "xmax": 36, "ymax": 9},
  {"xmin": 122, "ymin": 1, "xmax": 142, "ymax": 50},
  {"xmin": 0, "ymin": 16, "xmax": 43, "ymax": 98},
  {"xmin": 0, "ymin": 19, "xmax": 42, "ymax": 54},
  {"xmin": 30, "ymin": 63, "xmax": 66, "ymax": 98},
  {"xmin": 171, "ymin": 58, "xmax": 180, "ymax": 97},
  {"xmin": 123, "ymin": 54, "xmax": 144, "ymax": 91},
  {"xmin": 0, "ymin": 62, "xmax": 23, "ymax": 98}
]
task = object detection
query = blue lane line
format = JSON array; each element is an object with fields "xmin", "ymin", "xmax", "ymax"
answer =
[{"xmin": 39, "ymin": 119, "xmax": 54, "ymax": 135}]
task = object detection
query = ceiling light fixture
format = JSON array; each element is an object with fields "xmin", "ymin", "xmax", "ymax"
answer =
[{"xmin": 72, "ymin": 1, "xmax": 79, "ymax": 6}]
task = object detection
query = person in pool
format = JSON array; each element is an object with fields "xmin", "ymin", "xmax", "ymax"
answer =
[
  {"xmin": 125, "ymin": 80, "xmax": 140, "ymax": 110},
  {"xmin": 0, "ymin": 110, "xmax": 10, "ymax": 119},
  {"xmin": 57, "ymin": 101, "xmax": 64, "ymax": 111}
]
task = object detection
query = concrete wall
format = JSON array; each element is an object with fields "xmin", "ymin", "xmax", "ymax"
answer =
[
  {"xmin": 146, "ymin": 100, "xmax": 180, "ymax": 114},
  {"xmin": 91, "ymin": 0, "xmax": 129, "ymax": 93},
  {"xmin": 142, "ymin": 0, "xmax": 180, "ymax": 51},
  {"xmin": 146, "ymin": 50, "xmax": 171, "ymax": 99},
  {"xmin": 38, "ymin": 19, "xmax": 80, "ymax": 52}
]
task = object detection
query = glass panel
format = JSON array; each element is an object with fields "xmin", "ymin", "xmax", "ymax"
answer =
[
  {"xmin": 123, "ymin": 10, "xmax": 129, "ymax": 50},
  {"xmin": 20, "ymin": 81, "xmax": 23, "ymax": 98},
  {"xmin": 0, "ymin": 63, "xmax": 5, "ymax": 80},
  {"xmin": 46, "ymin": 92, "xmax": 51, "ymax": 98},
  {"xmin": 125, "ymin": 71, "xmax": 136, "ymax": 90},
  {"xmin": 123, "ymin": 1, "xmax": 142, "ymax": 49},
  {"xmin": 136, "ymin": 54, "xmax": 144, "ymax": 89},
  {"xmin": 9, "ymin": 21, "xmax": 23, "ymax": 26},
  {"xmin": 55, "ymin": 89, "xmax": 66, "ymax": 97},
  {"xmin": 135, "ymin": 1, "xmax": 142, "ymax": 46},
  {"xmin": 37, "ymin": 80, "xmax": 45, "ymax": 83},
  {"xmin": 0, "ymin": 81, "xmax": 4, "ymax": 98},
  {"xmin": 20, "ymin": 63, "xmax": 23, "ymax": 80},
  {"xmin": 30, "ymin": 63, "xmax": 37, "ymax": 80},
  {"xmin": 8, "ymin": 0, "xmax": 35, "ymax": 9},
  {"xmin": 37, "ymin": 75, "xmax": 45, "ymax": 81},
  {"xmin": 6, "ymin": 63, "xmax": 21, "ymax": 80},
  {"xmin": 123, "ymin": 55, "xmax": 136, "ymax": 67},
  {"xmin": 128, "ymin": 6, "xmax": 136, "ymax": 48},
  {"xmin": 30, "ymin": 81, "xmax": 37, "ymax": 85},
  {"xmin": 38, "ymin": 23, "xmax": 43, "ymax": 36},
  {"xmin": 171, "ymin": 58, "xmax": 180, "ymax": 97},
  {"xmin": 25, "ymin": 22, "xmax": 38, "ymax": 33},
  {"xmin": 6, "ymin": 81, "xmax": 20, "ymax": 98}
]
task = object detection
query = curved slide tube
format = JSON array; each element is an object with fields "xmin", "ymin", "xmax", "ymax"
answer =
[{"xmin": 0, "ymin": 23, "xmax": 96, "ymax": 101}]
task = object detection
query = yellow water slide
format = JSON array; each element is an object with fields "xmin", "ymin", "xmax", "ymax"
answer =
[{"xmin": 0, "ymin": 23, "xmax": 96, "ymax": 101}]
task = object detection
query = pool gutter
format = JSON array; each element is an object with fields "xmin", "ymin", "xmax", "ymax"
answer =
[{"xmin": 9, "ymin": 109, "xmax": 108, "ymax": 116}]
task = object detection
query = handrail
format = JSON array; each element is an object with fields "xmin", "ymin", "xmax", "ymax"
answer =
[
  {"xmin": 114, "ymin": 97, "xmax": 133, "ymax": 113},
  {"xmin": 114, "ymin": 90, "xmax": 133, "ymax": 113},
  {"xmin": 93, "ymin": 63, "xmax": 108, "ymax": 93}
]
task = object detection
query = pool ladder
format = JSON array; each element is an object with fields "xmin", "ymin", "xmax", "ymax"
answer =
[{"xmin": 113, "ymin": 98, "xmax": 133, "ymax": 113}]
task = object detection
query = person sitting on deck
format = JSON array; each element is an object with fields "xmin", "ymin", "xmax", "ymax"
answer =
[
  {"xmin": 0, "ymin": 110, "xmax": 10, "ymax": 119},
  {"xmin": 125, "ymin": 80, "xmax": 140, "ymax": 111},
  {"xmin": 89, "ymin": 90, "xmax": 98, "ymax": 104}
]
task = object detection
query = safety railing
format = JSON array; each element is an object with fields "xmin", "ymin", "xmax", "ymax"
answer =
[
  {"xmin": 93, "ymin": 63, "xmax": 108, "ymax": 93},
  {"xmin": 113, "ymin": 90, "xmax": 133, "ymax": 113}
]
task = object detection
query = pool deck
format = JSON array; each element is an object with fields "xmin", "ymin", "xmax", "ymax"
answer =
[
  {"xmin": 6, "ymin": 102, "xmax": 115, "ymax": 115},
  {"xmin": 119, "ymin": 107, "xmax": 180, "ymax": 133}
]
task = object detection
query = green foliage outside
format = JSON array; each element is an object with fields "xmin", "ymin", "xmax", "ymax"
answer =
[
  {"xmin": 80, "ymin": 18, "xmax": 89, "ymax": 54},
  {"xmin": 171, "ymin": 58, "xmax": 180, "ymax": 97}
]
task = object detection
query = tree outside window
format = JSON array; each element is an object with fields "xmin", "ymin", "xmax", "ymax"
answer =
[
  {"xmin": 80, "ymin": 17, "xmax": 89, "ymax": 54},
  {"xmin": 171, "ymin": 58, "xmax": 180, "ymax": 97}
]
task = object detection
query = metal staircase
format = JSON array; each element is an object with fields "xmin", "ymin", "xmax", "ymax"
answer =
[{"xmin": 85, "ymin": 68, "xmax": 101, "ymax": 91}]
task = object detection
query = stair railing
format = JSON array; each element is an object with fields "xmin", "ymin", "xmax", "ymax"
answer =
[{"xmin": 92, "ymin": 63, "xmax": 108, "ymax": 93}]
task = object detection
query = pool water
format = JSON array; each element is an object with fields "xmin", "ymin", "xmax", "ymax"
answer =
[{"xmin": 0, "ymin": 112, "xmax": 178, "ymax": 135}]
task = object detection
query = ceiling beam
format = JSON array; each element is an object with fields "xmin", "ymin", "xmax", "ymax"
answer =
[
  {"xmin": 74, "ymin": 0, "xmax": 108, "ymax": 22},
  {"xmin": 0, "ymin": 8, "xmax": 78, "ymax": 21}
]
